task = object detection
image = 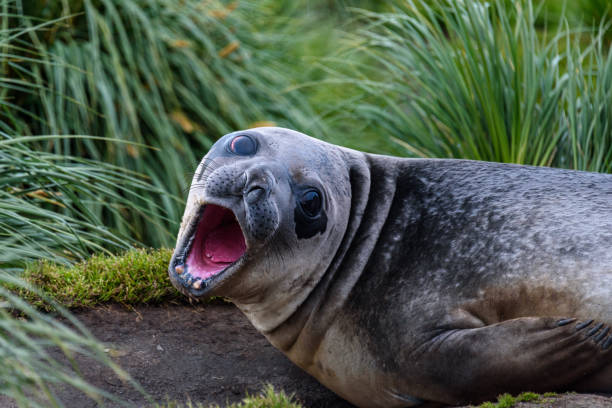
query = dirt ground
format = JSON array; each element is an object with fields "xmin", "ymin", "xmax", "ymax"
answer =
[{"xmin": 1, "ymin": 303, "xmax": 610, "ymax": 408}]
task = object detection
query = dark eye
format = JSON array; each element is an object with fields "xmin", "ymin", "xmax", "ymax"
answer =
[
  {"xmin": 300, "ymin": 189, "xmax": 322, "ymax": 217},
  {"xmin": 228, "ymin": 135, "xmax": 256, "ymax": 155}
]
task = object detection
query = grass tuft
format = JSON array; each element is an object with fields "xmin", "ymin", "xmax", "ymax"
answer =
[
  {"xmin": 515, "ymin": 392, "xmax": 541, "ymax": 402},
  {"xmin": 220, "ymin": 385, "xmax": 302, "ymax": 408},
  {"xmin": 155, "ymin": 384, "xmax": 303, "ymax": 408}
]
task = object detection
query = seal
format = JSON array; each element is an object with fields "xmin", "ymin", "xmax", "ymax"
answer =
[{"xmin": 168, "ymin": 127, "xmax": 612, "ymax": 407}]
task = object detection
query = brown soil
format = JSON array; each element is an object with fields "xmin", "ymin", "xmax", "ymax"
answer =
[{"xmin": 0, "ymin": 303, "xmax": 610, "ymax": 408}]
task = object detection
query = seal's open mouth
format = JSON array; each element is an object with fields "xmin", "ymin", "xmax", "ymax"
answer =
[{"xmin": 176, "ymin": 204, "xmax": 246, "ymax": 289}]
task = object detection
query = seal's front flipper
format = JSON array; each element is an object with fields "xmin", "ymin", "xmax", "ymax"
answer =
[{"xmin": 412, "ymin": 316, "xmax": 612, "ymax": 405}]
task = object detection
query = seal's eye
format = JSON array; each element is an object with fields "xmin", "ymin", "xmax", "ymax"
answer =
[
  {"xmin": 299, "ymin": 189, "xmax": 322, "ymax": 218},
  {"xmin": 294, "ymin": 187, "xmax": 326, "ymax": 238},
  {"xmin": 229, "ymin": 135, "xmax": 256, "ymax": 156}
]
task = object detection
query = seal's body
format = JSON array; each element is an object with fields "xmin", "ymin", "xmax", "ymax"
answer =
[{"xmin": 168, "ymin": 127, "xmax": 612, "ymax": 407}]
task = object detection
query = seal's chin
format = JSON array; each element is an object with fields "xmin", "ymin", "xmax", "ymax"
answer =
[{"xmin": 173, "ymin": 204, "xmax": 246, "ymax": 292}]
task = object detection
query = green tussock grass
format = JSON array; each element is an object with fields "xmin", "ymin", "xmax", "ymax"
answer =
[
  {"xmin": 0, "ymin": 135, "xmax": 169, "ymax": 268},
  {"xmin": 475, "ymin": 391, "xmax": 558, "ymax": 408},
  {"xmin": 338, "ymin": 0, "xmax": 612, "ymax": 172},
  {"xmin": 0, "ymin": 5, "xmax": 166, "ymax": 267},
  {"xmin": 11, "ymin": 0, "xmax": 327, "ymax": 247},
  {"xmin": 155, "ymin": 385, "xmax": 302, "ymax": 408},
  {"xmin": 0, "ymin": 8, "xmax": 155, "ymax": 404},
  {"xmin": 18, "ymin": 248, "xmax": 178, "ymax": 310}
]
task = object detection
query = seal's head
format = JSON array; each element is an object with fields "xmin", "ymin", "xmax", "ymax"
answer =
[{"xmin": 168, "ymin": 127, "xmax": 352, "ymax": 326}]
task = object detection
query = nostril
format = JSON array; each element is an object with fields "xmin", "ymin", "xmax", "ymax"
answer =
[
  {"xmin": 245, "ymin": 185, "xmax": 267, "ymax": 204},
  {"xmin": 247, "ymin": 185, "xmax": 265, "ymax": 194},
  {"xmin": 243, "ymin": 166, "xmax": 275, "ymax": 203}
]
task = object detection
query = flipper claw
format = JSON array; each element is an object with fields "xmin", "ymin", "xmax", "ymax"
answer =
[
  {"xmin": 587, "ymin": 323, "xmax": 604, "ymax": 337},
  {"xmin": 576, "ymin": 319, "xmax": 594, "ymax": 330},
  {"xmin": 556, "ymin": 318, "xmax": 575, "ymax": 326},
  {"xmin": 594, "ymin": 327, "xmax": 610, "ymax": 344}
]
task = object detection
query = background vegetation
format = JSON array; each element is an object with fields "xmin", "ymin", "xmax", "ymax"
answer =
[
  {"xmin": 5, "ymin": 0, "xmax": 612, "ymax": 251},
  {"xmin": 343, "ymin": 0, "xmax": 612, "ymax": 171},
  {"xmin": 1, "ymin": 0, "xmax": 611, "ymax": 406}
]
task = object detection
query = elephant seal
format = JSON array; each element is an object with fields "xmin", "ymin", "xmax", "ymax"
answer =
[{"xmin": 168, "ymin": 127, "xmax": 612, "ymax": 407}]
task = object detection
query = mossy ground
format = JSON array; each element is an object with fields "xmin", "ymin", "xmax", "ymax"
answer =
[
  {"xmin": 475, "ymin": 392, "xmax": 559, "ymax": 408},
  {"xmin": 18, "ymin": 248, "xmax": 179, "ymax": 310}
]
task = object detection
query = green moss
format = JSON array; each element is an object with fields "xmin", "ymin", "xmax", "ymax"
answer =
[
  {"xmin": 474, "ymin": 391, "xmax": 559, "ymax": 408},
  {"xmin": 18, "ymin": 248, "xmax": 181, "ymax": 310},
  {"xmin": 155, "ymin": 385, "xmax": 302, "ymax": 408},
  {"xmin": 496, "ymin": 393, "xmax": 518, "ymax": 408},
  {"xmin": 220, "ymin": 385, "xmax": 302, "ymax": 408},
  {"xmin": 517, "ymin": 392, "xmax": 543, "ymax": 402}
]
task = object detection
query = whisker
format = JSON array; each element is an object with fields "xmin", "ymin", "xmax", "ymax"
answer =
[
  {"xmin": 182, "ymin": 158, "xmax": 223, "ymax": 194},
  {"xmin": 197, "ymin": 158, "xmax": 221, "ymax": 182}
]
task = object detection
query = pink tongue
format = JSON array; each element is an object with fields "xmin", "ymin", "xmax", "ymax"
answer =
[{"xmin": 203, "ymin": 223, "xmax": 246, "ymax": 263}]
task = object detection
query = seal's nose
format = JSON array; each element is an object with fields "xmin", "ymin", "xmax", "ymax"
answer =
[
  {"xmin": 245, "ymin": 185, "xmax": 266, "ymax": 204},
  {"xmin": 244, "ymin": 165, "xmax": 275, "ymax": 204}
]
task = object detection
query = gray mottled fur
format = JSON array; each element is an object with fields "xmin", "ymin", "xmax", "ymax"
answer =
[{"xmin": 169, "ymin": 127, "xmax": 612, "ymax": 407}]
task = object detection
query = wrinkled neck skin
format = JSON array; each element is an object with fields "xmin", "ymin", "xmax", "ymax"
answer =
[{"xmin": 231, "ymin": 148, "xmax": 405, "ymax": 368}]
